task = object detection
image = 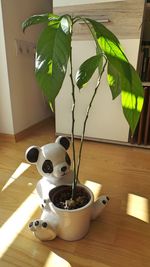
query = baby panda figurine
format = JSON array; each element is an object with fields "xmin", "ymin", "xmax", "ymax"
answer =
[
  {"xmin": 25, "ymin": 136, "xmax": 109, "ymax": 241},
  {"xmin": 25, "ymin": 136, "xmax": 73, "ymax": 205},
  {"xmin": 25, "ymin": 136, "xmax": 74, "ymax": 240}
]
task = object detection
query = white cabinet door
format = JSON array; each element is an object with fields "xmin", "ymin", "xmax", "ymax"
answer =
[{"xmin": 55, "ymin": 39, "xmax": 140, "ymax": 143}]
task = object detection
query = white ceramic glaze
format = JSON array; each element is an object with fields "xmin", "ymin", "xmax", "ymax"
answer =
[
  {"xmin": 29, "ymin": 185, "xmax": 109, "ymax": 241},
  {"xmin": 26, "ymin": 137, "xmax": 109, "ymax": 241},
  {"xmin": 49, "ymin": 185, "xmax": 94, "ymax": 241}
]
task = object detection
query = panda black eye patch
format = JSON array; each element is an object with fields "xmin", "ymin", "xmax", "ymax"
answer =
[
  {"xmin": 65, "ymin": 153, "xmax": 71, "ymax": 166},
  {"xmin": 42, "ymin": 160, "xmax": 53, "ymax": 173}
]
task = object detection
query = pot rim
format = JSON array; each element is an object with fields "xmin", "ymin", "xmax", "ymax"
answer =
[{"xmin": 49, "ymin": 184, "xmax": 94, "ymax": 212}]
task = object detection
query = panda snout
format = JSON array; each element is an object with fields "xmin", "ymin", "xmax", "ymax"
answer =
[
  {"xmin": 53, "ymin": 163, "xmax": 70, "ymax": 178},
  {"xmin": 61, "ymin": 166, "xmax": 67, "ymax": 172}
]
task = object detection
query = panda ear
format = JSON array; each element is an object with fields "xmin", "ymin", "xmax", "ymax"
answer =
[
  {"xmin": 55, "ymin": 136, "xmax": 70, "ymax": 150},
  {"xmin": 25, "ymin": 146, "xmax": 40, "ymax": 164}
]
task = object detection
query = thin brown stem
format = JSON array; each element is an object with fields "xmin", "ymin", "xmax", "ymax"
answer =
[
  {"xmin": 76, "ymin": 58, "xmax": 107, "ymax": 180},
  {"xmin": 69, "ymin": 43, "xmax": 77, "ymax": 199}
]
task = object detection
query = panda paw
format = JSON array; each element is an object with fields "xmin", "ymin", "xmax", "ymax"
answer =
[
  {"xmin": 91, "ymin": 195, "xmax": 109, "ymax": 220},
  {"xmin": 41, "ymin": 199, "xmax": 51, "ymax": 210},
  {"xmin": 29, "ymin": 219, "xmax": 56, "ymax": 241}
]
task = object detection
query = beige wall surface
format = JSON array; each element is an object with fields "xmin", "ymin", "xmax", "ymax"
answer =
[{"xmin": 0, "ymin": 0, "xmax": 52, "ymax": 134}]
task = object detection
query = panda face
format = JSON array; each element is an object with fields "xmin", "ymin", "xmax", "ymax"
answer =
[
  {"xmin": 36, "ymin": 143, "xmax": 71, "ymax": 179},
  {"xmin": 25, "ymin": 136, "xmax": 71, "ymax": 180}
]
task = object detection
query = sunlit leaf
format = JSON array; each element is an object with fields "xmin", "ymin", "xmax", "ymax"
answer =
[
  {"xmin": 121, "ymin": 64, "xmax": 144, "ymax": 133},
  {"xmin": 107, "ymin": 62, "xmax": 121, "ymax": 99},
  {"xmin": 86, "ymin": 19, "xmax": 132, "ymax": 83},
  {"xmin": 76, "ymin": 55, "xmax": 103, "ymax": 89},
  {"xmin": 86, "ymin": 18, "xmax": 126, "ymax": 58},
  {"xmin": 86, "ymin": 18, "xmax": 144, "ymax": 132},
  {"xmin": 22, "ymin": 13, "xmax": 59, "ymax": 32},
  {"xmin": 35, "ymin": 15, "xmax": 72, "ymax": 105}
]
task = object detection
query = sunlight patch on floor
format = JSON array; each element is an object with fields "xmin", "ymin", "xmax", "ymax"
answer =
[
  {"xmin": 127, "ymin": 193, "xmax": 149, "ymax": 223},
  {"xmin": 44, "ymin": 251, "xmax": 71, "ymax": 267},
  {"xmin": 84, "ymin": 180, "xmax": 102, "ymax": 201},
  {"xmin": 1, "ymin": 162, "xmax": 30, "ymax": 191},
  {"xmin": 0, "ymin": 190, "xmax": 38, "ymax": 258}
]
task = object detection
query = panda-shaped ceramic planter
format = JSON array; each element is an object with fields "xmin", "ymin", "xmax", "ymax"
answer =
[{"xmin": 25, "ymin": 136, "xmax": 109, "ymax": 241}]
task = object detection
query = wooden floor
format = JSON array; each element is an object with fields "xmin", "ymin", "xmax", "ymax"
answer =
[{"xmin": 0, "ymin": 118, "xmax": 150, "ymax": 267}]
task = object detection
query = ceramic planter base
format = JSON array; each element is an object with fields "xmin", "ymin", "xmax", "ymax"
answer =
[{"xmin": 29, "ymin": 185, "xmax": 109, "ymax": 241}]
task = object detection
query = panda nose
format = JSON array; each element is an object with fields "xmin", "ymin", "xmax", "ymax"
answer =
[{"xmin": 61, "ymin": 166, "xmax": 67, "ymax": 172}]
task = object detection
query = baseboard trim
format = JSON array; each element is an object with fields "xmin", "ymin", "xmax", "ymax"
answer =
[
  {"xmin": 56, "ymin": 131, "xmax": 150, "ymax": 149},
  {"xmin": 0, "ymin": 133, "xmax": 16, "ymax": 143},
  {"xmin": 0, "ymin": 117, "xmax": 52, "ymax": 143}
]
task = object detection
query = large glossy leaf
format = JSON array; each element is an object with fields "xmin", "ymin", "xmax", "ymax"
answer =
[
  {"xmin": 121, "ymin": 64, "xmax": 144, "ymax": 133},
  {"xmin": 22, "ymin": 13, "xmax": 59, "ymax": 32},
  {"xmin": 107, "ymin": 62, "xmax": 121, "ymax": 99},
  {"xmin": 35, "ymin": 15, "xmax": 72, "ymax": 104},
  {"xmin": 76, "ymin": 55, "xmax": 103, "ymax": 89},
  {"xmin": 86, "ymin": 19, "xmax": 132, "ymax": 83},
  {"xmin": 87, "ymin": 18, "xmax": 144, "ymax": 133}
]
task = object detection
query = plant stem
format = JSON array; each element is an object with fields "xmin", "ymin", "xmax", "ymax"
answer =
[
  {"xmin": 76, "ymin": 59, "xmax": 107, "ymax": 180},
  {"xmin": 69, "ymin": 42, "xmax": 77, "ymax": 200}
]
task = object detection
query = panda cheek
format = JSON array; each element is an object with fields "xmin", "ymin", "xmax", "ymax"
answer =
[{"xmin": 53, "ymin": 171, "xmax": 59, "ymax": 178}]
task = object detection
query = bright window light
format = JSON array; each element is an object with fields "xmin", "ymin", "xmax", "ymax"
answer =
[
  {"xmin": 44, "ymin": 251, "xmax": 71, "ymax": 267},
  {"xmin": 11, "ymin": 162, "xmax": 30, "ymax": 179},
  {"xmin": 1, "ymin": 178, "xmax": 14, "ymax": 192},
  {"xmin": 1, "ymin": 162, "xmax": 30, "ymax": 191},
  {"xmin": 127, "ymin": 193, "xmax": 149, "ymax": 223},
  {"xmin": 0, "ymin": 190, "xmax": 38, "ymax": 258},
  {"xmin": 84, "ymin": 180, "xmax": 102, "ymax": 201}
]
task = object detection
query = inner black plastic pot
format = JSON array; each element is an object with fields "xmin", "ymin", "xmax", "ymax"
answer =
[{"xmin": 49, "ymin": 185, "xmax": 91, "ymax": 210}]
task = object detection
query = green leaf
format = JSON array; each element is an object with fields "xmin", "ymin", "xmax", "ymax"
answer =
[
  {"xmin": 96, "ymin": 46, "xmax": 103, "ymax": 75},
  {"xmin": 35, "ymin": 15, "xmax": 72, "ymax": 105},
  {"xmin": 22, "ymin": 13, "xmax": 59, "ymax": 32},
  {"xmin": 87, "ymin": 18, "xmax": 144, "ymax": 133},
  {"xmin": 86, "ymin": 19, "xmax": 132, "ymax": 83},
  {"xmin": 121, "ymin": 64, "xmax": 144, "ymax": 133},
  {"xmin": 76, "ymin": 54, "xmax": 103, "ymax": 89},
  {"xmin": 86, "ymin": 18, "xmax": 126, "ymax": 57},
  {"xmin": 107, "ymin": 62, "xmax": 121, "ymax": 99}
]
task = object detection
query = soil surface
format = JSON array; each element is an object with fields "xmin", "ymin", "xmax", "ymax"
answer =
[{"xmin": 49, "ymin": 185, "xmax": 90, "ymax": 210}]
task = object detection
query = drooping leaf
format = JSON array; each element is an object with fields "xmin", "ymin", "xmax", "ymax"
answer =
[
  {"xmin": 87, "ymin": 18, "xmax": 144, "ymax": 133},
  {"xmin": 86, "ymin": 19, "xmax": 132, "ymax": 83},
  {"xmin": 35, "ymin": 15, "xmax": 72, "ymax": 105},
  {"xmin": 107, "ymin": 62, "xmax": 121, "ymax": 99},
  {"xmin": 76, "ymin": 54, "xmax": 103, "ymax": 89},
  {"xmin": 86, "ymin": 18, "xmax": 126, "ymax": 57},
  {"xmin": 107, "ymin": 59, "xmax": 144, "ymax": 133},
  {"xmin": 22, "ymin": 13, "xmax": 59, "ymax": 32},
  {"xmin": 96, "ymin": 46, "xmax": 103, "ymax": 75},
  {"xmin": 121, "ymin": 64, "xmax": 144, "ymax": 134}
]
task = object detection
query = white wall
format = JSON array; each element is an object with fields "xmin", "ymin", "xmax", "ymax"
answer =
[
  {"xmin": 0, "ymin": 0, "xmax": 14, "ymax": 134},
  {"xmin": 55, "ymin": 39, "xmax": 140, "ymax": 143},
  {"xmin": 0, "ymin": 0, "xmax": 52, "ymax": 134}
]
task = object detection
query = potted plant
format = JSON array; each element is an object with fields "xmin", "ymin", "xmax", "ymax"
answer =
[{"xmin": 23, "ymin": 13, "xmax": 144, "ymax": 241}]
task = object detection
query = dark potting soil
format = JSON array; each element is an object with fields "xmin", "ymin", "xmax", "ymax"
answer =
[{"xmin": 50, "ymin": 186, "xmax": 90, "ymax": 210}]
